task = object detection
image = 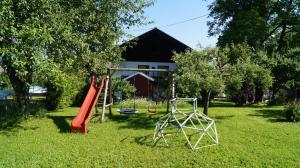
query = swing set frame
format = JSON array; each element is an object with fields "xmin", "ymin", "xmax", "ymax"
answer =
[{"xmin": 100, "ymin": 67, "xmax": 175, "ymax": 122}]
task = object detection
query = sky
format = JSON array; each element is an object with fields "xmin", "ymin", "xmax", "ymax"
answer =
[{"xmin": 125, "ymin": 0, "xmax": 218, "ymax": 49}]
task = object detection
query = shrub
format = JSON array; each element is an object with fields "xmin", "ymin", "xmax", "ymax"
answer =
[
  {"xmin": 285, "ymin": 101, "xmax": 300, "ymax": 122},
  {"xmin": 268, "ymin": 96, "xmax": 285, "ymax": 106},
  {"xmin": 111, "ymin": 77, "xmax": 136, "ymax": 100},
  {"xmin": 35, "ymin": 60, "xmax": 84, "ymax": 111},
  {"xmin": 45, "ymin": 74, "xmax": 84, "ymax": 111},
  {"xmin": 72, "ymin": 80, "xmax": 90, "ymax": 107},
  {"xmin": 115, "ymin": 98, "xmax": 191, "ymax": 109}
]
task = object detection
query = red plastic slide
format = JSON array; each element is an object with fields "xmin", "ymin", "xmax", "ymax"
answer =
[{"xmin": 71, "ymin": 75, "xmax": 106, "ymax": 133}]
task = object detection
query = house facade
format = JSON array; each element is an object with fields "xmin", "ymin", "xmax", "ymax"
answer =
[
  {"xmin": 117, "ymin": 28, "xmax": 190, "ymax": 98},
  {"xmin": 119, "ymin": 28, "xmax": 191, "ymax": 77}
]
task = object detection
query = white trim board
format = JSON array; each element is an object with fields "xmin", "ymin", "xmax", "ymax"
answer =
[{"xmin": 124, "ymin": 72, "xmax": 155, "ymax": 81}]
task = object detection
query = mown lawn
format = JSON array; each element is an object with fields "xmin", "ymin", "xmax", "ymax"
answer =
[{"xmin": 0, "ymin": 102, "xmax": 299, "ymax": 167}]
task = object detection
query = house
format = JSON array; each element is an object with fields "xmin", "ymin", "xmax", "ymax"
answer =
[
  {"xmin": 124, "ymin": 72, "xmax": 154, "ymax": 97},
  {"xmin": 120, "ymin": 28, "xmax": 191, "ymax": 77},
  {"xmin": 118, "ymin": 28, "xmax": 190, "ymax": 97}
]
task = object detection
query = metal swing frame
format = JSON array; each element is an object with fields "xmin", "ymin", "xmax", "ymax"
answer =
[{"xmin": 153, "ymin": 98, "xmax": 219, "ymax": 150}]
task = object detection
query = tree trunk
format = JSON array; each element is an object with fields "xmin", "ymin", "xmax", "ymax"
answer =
[
  {"xmin": 277, "ymin": 22, "xmax": 287, "ymax": 52},
  {"xmin": 254, "ymin": 86, "xmax": 264, "ymax": 103},
  {"xmin": 201, "ymin": 90, "xmax": 211, "ymax": 115},
  {"xmin": 3, "ymin": 58, "xmax": 32, "ymax": 115},
  {"xmin": 8, "ymin": 72, "xmax": 30, "ymax": 115},
  {"xmin": 276, "ymin": 0, "xmax": 293, "ymax": 52}
]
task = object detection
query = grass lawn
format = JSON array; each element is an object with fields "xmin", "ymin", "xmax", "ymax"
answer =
[{"xmin": 0, "ymin": 101, "xmax": 299, "ymax": 167}]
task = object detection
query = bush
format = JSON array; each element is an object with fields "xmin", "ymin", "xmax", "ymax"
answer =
[
  {"xmin": 45, "ymin": 74, "xmax": 84, "ymax": 111},
  {"xmin": 268, "ymin": 97, "xmax": 285, "ymax": 106},
  {"xmin": 35, "ymin": 60, "xmax": 85, "ymax": 111},
  {"xmin": 72, "ymin": 80, "xmax": 90, "ymax": 107},
  {"xmin": 285, "ymin": 101, "xmax": 300, "ymax": 122},
  {"xmin": 115, "ymin": 98, "xmax": 191, "ymax": 109},
  {"xmin": 111, "ymin": 77, "xmax": 136, "ymax": 100}
]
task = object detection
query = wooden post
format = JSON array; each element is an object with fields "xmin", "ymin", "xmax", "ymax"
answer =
[
  {"xmin": 108, "ymin": 68, "xmax": 112, "ymax": 115},
  {"xmin": 101, "ymin": 76, "xmax": 109, "ymax": 123},
  {"xmin": 166, "ymin": 72, "xmax": 171, "ymax": 113}
]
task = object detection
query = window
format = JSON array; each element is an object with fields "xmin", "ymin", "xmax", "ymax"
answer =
[
  {"xmin": 157, "ymin": 65, "xmax": 169, "ymax": 78},
  {"xmin": 138, "ymin": 65, "xmax": 150, "ymax": 69},
  {"xmin": 157, "ymin": 65, "xmax": 169, "ymax": 70},
  {"xmin": 138, "ymin": 65, "xmax": 150, "ymax": 75}
]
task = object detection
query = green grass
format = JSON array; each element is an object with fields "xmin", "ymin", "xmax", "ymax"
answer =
[{"xmin": 0, "ymin": 101, "xmax": 299, "ymax": 167}]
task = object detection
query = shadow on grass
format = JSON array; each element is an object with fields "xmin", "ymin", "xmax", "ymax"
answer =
[
  {"xmin": 0, "ymin": 125, "xmax": 40, "ymax": 136},
  {"xmin": 0, "ymin": 100, "xmax": 45, "ymax": 134},
  {"xmin": 210, "ymin": 100, "xmax": 268, "ymax": 108},
  {"xmin": 134, "ymin": 134, "xmax": 156, "ymax": 146},
  {"xmin": 214, "ymin": 115, "xmax": 235, "ymax": 123},
  {"xmin": 108, "ymin": 112, "xmax": 164, "ymax": 130},
  {"xmin": 47, "ymin": 115, "xmax": 73, "ymax": 133},
  {"xmin": 210, "ymin": 101, "xmax": 236, "ymax": 108},
  {"xmin": 250, "ymin": 109, "xmax": 287, "ymax": 122},
  {"xmin": 0, "ymin": 113, "xmax": 23, "ymax": 131}
]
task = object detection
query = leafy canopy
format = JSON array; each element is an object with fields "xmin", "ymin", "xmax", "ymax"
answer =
[
  {"xmin": 0, "ymin": 0, "xmax": 153, "ymax": 111},
  {"xmin": 173, "ymin": 48, "xmax": 224, "ymax": 114}
]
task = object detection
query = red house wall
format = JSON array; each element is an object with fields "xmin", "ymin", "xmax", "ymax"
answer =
[{"xmin": 127, "ymin": 74, "xmax": 154, "ymax": 98}]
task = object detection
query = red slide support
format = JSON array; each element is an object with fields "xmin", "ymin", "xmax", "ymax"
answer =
[{"xmin": 71, "ymin": 75, "xmax": 106, "ymax": 133}]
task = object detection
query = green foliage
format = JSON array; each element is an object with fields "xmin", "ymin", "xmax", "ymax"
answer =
[
  {"xmin": 115, "ymin": 98, "xmax": 189, "ymax": 109},
  {"xmin": 225, "ymin": 63, "xmax": 273, "ymax": 104},
  {"xmin": 285, "ymin": 101, "xmax": 300, "ymax": 122},
  {"xmin": 271, "ymin": 47, "xmax": 300, "ymax": 98},
  {"xmin": 72, "ymin": 79, "xmax": 91, "ymax": 107},
  {"xmin": 0, "ymin": 73, "xmax": 11, "ymax": 89},
  {"xmin": 112, "ymin": 77, "xmax": 136, "ymax": 100},
  {"xmin": 208, "ymin": 0, "xmax": 300, "ymax": 101},
  {"xmin": 173, "ymin": 48, "xmax": 224, "ymax": 114},
  {"xmin": 268, "ymin": 97, "xmax": 286, "ymax": 106},
  {"xmin": 222, "ymin": 43, "xmax": 273, "ymax": 105},
  {"xmin": 35, "ymin": 60, "xmax": 84, "ymax": 110},
  {"xmin": 174, "ymin": 48, "xmax": 223, "ymax": 96},
  {"xmin": 208, "ymin": 0, "xmax": 300, "ymax": 51},
  {"xmin": 0, "ymin": 0, "xmax": 153, "ymax": 112}
]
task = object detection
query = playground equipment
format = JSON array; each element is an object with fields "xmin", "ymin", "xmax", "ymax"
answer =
[
  {"xmin": 99, "ymin": 67, "xmax": 173, "ymax": 121},
  {"xmin": 153, "ymin": 98, "xmax": 218, "ymax": 150},
  {"xmin": 117, "ymin": 72, "xmax": 138, "ymax": 114},
  {"xmin": 71, "ymin": 75, "xmax": 107, "ymax": 133}
]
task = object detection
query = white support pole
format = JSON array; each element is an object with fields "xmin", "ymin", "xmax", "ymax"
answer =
[
  {"xmin": 172, "ymin": 74, "xmax": 175, "ymax": 99},
  {"xmin": 101, "ymin": 76, "xmax": 109, "ymax": 123}
]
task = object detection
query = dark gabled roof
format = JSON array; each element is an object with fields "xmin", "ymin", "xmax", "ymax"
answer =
[{"xmin": 122, "ymin": 28, "xmax": 191, "ymax": 63}]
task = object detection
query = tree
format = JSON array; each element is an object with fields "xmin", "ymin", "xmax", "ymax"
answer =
[
  {"xmin": 207, "ymin": 0, "xmax": 300, "ymax": 51},
  {"xmin": 222, "ymin": 43, "xmax": 273, "ymax": 105},
  {"xmin": 207, "ymin": 0, "xmax": 300, "ymax": 99},
  {"xmin": 0, "ymin": 0, "xmax": 153, "ymax": 114},
  {"xmin": 271, "ymin": 47, "xmax": 300, "ymax": 100},
  {"xmin": 173, "ymin": 48, "xmax": 223, "ymax": 115},
  {"xmin": 207, "ymin": 0, "xmax": 300, "ymax": 101}
]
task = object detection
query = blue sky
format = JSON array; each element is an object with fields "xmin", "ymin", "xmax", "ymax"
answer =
[{"xmin": 126, "ymin": 0, "xmax": 218, "ymax": 49}]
